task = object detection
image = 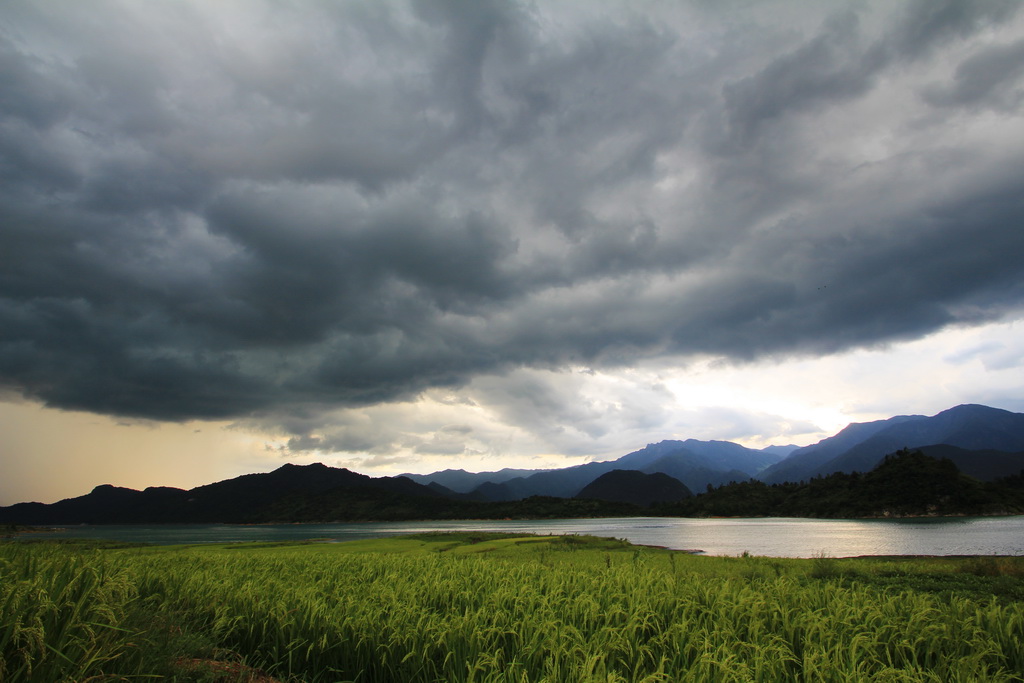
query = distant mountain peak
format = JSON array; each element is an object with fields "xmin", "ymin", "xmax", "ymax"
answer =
[
  {"xmin": 761, "ymin": 404, "xmax": 1024, "ymax": 484},
  {"xmin": 761, "ymin": 444, "xmax": 800, "ymax": 458},
  {"xmin": 277, "ymin": 461, "xmax": 332, "ymax": 471},
  {"xmin": 944, "ymin": 403, "xmax": 1008, "ymax": 412}
]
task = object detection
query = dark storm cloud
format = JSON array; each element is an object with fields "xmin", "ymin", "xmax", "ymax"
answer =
[
  {"xmin": 2, "ymin": 0, "xmax": 1024, "ymax": 434},
  {"xmin": 717, "ymin": 0, "xmax": 1020, "ymax": 151}
]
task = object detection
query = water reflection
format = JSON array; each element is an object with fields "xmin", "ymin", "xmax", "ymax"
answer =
[{"xmin": 27, "ymin": 516, "xmax": 1024, "ymax": 557}]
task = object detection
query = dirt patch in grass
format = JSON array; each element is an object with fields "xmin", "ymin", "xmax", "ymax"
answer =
[{"xmin": 175, "ymin": 658, "xmax": 283, "ymax": 683}]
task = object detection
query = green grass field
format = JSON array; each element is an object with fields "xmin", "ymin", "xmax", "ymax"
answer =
[{"xmin": 2, "ymin": 533, "xmax": 1023, "ymax": 682}]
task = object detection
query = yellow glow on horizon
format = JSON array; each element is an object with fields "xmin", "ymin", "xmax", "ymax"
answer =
[{"xmin": 0, "ymin": 401, "xmax": 272, "ymax": 506}]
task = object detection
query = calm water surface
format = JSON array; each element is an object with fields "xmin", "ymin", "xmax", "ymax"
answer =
[{"xmin": 27, "ymin": 516, "xmax": 1024, "ymax": 557}]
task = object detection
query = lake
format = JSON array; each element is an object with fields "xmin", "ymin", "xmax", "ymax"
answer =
[{"xmin": 24, "ymin": 516, "xmax": 1024, "ymax": 557}]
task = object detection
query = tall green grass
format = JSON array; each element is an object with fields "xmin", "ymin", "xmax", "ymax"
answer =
[
  {"xmin": 2, "ymin": 536, "xmax": 1022, "ymax": 682},
  {"xmin": 0, "ymin": 543, "xmax": 142, "ymax": 681}
]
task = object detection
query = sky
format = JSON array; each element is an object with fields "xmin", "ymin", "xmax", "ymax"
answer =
[{"xmin": 2, "ymin": 0, "xmax": 1024, "ymax": 506}]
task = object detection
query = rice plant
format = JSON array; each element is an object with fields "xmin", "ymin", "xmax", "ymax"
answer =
[
  {"xmin": 0, "ymin": 544, "xmax": 142, "ymax": 682},
  {"xmin": 2, "ymin": 536, "xmax": 1022, "ymax": 682}
]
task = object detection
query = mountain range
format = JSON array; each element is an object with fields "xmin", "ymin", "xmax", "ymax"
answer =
[
  {"xmin": 2, "ymin": 404, "xmax": 1023, "ymax": 524},
  {"xmin": 0, "ymin": 463, "xmax": 450, "ymax": 525},
  {"xmin": 758, "ymin": 404, "xmax": 1024, "ymax": 484},
  {"xmin": 405, "ymin": 404, "xmax": 1024, "ymax": 500},
  {"xmin": 404, "ymin": 438, "xmax": 784, "ymax": 500}
]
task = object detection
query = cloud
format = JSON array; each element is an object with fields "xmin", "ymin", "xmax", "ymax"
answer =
[
  {"xmin": 660, "ymin": 405, "xmax": 822, "ymax": 446},
  {"xmin": 922, "ymin": 38, "xmax": 1024, "ymax": 110},
  {"xmin": 887, "ymin": 0, "xmax": 1021, "ymax": 59},
  {"xmin": 1, "ymin": 0, "xmax": 1023, "ymax": 455}
]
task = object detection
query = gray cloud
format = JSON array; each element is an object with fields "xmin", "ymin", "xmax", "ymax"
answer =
[
  {"xmin": 923, "ymin": 38, "xmax": 1024, "ymax": 110},
  {"xmin": 888, "ymin": 0, "xmax": 1020, "ymax": 59},
  {"xmin": 2, "ymin": 0, "xmax": 1023, "ymax": 444}
]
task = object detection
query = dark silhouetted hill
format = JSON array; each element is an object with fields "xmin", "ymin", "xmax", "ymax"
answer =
[
  {"xmin": 0, "ymin": 462, "xmax": 643, "ymax": 524},
  {"xmin": 576, "ymin": 470, "xmax": 692, "ymax": 507},
  {"xmin": 0, "ymin": 463, "xmax": 451, "ymax": 524},
  {"xmin": 663, "ymin": 449, "xmax": 1024, "ymax": 518},
  {"xmin": 915, "ymin": 444, "xmax": 1024, "ymax": 482}
]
